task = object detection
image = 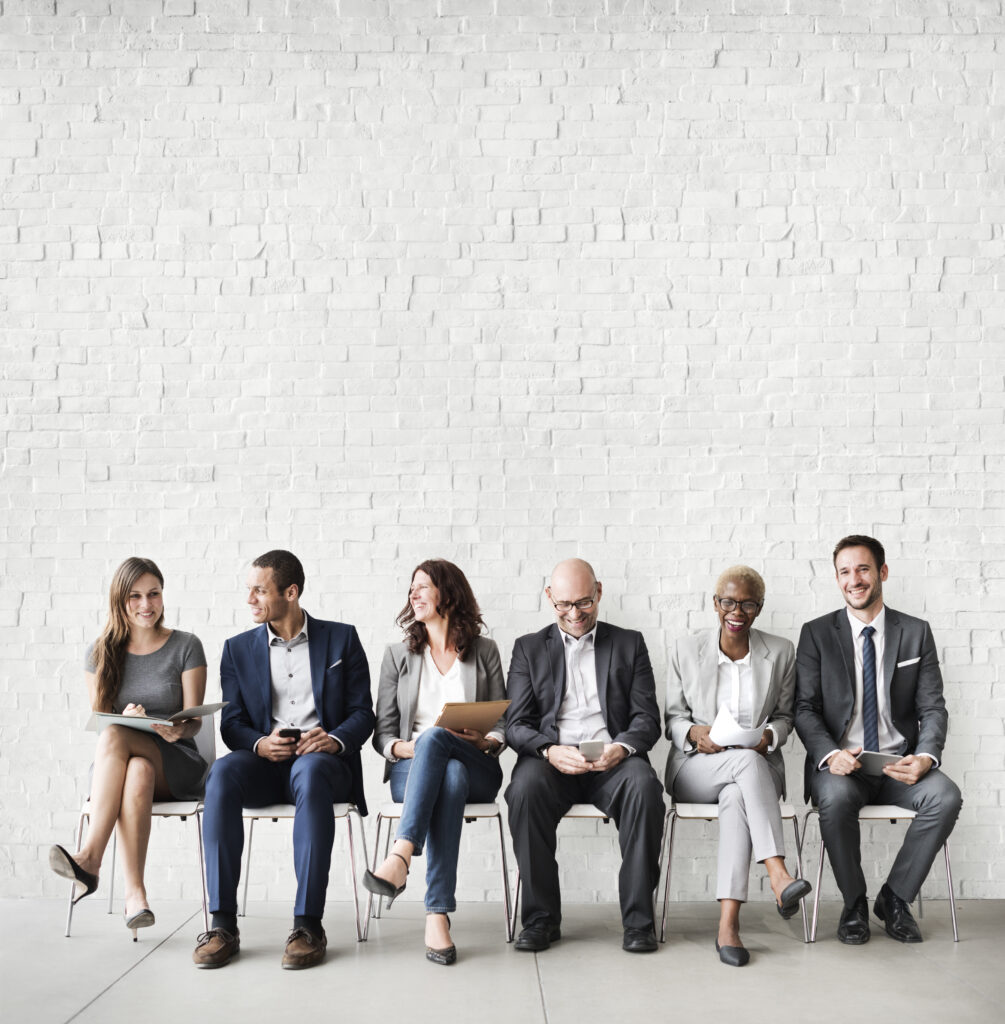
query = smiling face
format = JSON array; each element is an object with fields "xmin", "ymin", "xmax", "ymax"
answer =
[
  {"xmin": 246, "ymin": 565, "xmax": 297, "ymax": 627},
  {"xmin": 124, "ymin": 572, "xmax": 164, "ymax": 631},
  {"xmin": 409, "ymin": 569, "xmax": 443, "ymax": 625},
  {"xmin": 547, "ymin": 560, "xmax": 602, "ymax": 639},
  {"xmin": 834, "ymin": 545, "xmax": 887, "ymax": 620},
  {"xmin": 714, "ymin": 578, "xmax": 762, "ymax": 644}
]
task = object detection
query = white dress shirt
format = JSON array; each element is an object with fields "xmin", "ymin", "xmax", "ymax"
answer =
[
  {"xmin": 555, "ymin": 627, "xmax": 613, "ymax": 747},
  {"xmin": 411, "ymin": 648, "xmax": 465, "ymax": 738},
  {"xmin": 713, "ymin": 645, "xmax": 777, "ymax": 751}
]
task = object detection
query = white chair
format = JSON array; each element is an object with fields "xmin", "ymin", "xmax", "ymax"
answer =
[
  {"xmin": 510, "ymin": 804, "xmax": 639, "ymax": 942},
  {"xmin": 234, "ymin": 802, "xmax": 368, "ymax": 941},
  {"xmin": 658, "ymin": 802, "xmax": 809, "ymax": 943},
  {"xmin": 802, "ymin": 804, "xmax": 959, "ymax": 942},
  {"xmin": 64, "ymin": 714, "xmax": 216, "ymax": 938},
  {"xmin": 364, "ymin": 801, "xmax": 512, "ymax": 942}
]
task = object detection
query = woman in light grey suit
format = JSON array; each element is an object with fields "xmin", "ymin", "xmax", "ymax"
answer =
[
  {"xmin": 363, "ymin": 559, "xmax": 506, "ymax": 966},
  {"xmin": 666, "ymin": 565, "xmax": 811, "ymax": 966}
]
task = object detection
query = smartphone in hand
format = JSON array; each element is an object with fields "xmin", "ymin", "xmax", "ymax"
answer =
[
  {"xmin": 278, "ymin": 728, "xmax": 301, "ymax": 741},
  {"xmin": 579, "ymin": 740, "xmax": 604, "ymax": 762}
]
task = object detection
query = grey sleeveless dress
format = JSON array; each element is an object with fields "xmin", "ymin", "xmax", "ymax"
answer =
[{"xmin": 86, "ymin": 630, "xmax": 209, "ymax": 798}]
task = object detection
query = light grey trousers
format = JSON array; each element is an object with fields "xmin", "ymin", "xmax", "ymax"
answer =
[{"xmin": 671, "ymin": 749, "xmax": 785, "ymax": 902}]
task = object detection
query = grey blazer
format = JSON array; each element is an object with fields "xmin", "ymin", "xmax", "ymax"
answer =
[
  {"xmin": 373, "ymin": 635, "xmax": 507, "ymax": 782},
  {"xmin": 664, "ymin": 627, "xmax": 796, "ymax": 797},
  {"xmin": 794, "ymin": 605, "xmax": 948, "ymax": 803}
]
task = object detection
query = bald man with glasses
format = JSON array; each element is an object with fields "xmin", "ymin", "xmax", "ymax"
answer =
[{"xmin": 505, "ymin": 559, "xmax": 665, "ymax": 954}]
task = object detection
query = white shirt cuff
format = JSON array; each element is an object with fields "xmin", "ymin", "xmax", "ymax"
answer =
[
  {"xmin": 327, "ymin": 732, "xmax": 343, "ymax": 753},
  {"xmin": 383, "ymin": 738, "xmax": 400, "ymax": 762},
  {"xmin": 818, "ymin": 749, "xmax": 840, "ymax": 771},
  {"xmin": 617, "ymin": 742, "xmax": 635, "ymax": 757},
  {"xmin": 916, "ymin": 751, "xmax": 939, "ymax": 768},
  {"xmin": 765, "ymin": 726, "xmax": 778, "ymax": 752}
]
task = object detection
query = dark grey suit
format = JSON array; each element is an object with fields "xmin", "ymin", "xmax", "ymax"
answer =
[
  {"xmin": 795, "ymin": 606, "xmax": 962, "ymax": 905},
  {"xmin": 504, "ymin": 622, "xmax": 665, "ymax": 931}
]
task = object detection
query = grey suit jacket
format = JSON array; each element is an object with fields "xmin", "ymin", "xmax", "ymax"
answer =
[
  {"xmin": 664, "ymin": 627, "xmax": 796, "ymax": 797},
  {"xmin": 505, "ymin": 621, "xmax": 661, "ymax": 761},
  {"xmin": 373, "ymin": 635, "xmax": 507, "ymax": 782},
  {"xmin": 794, "ymin": 605, "xmax": 948, "ymax": 803}
]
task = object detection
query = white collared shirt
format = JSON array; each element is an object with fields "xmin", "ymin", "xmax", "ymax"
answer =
[
  {"xmin": 555, "ymin": 626, "xmax": 613, "ymax": 746},
  {"xmin": 411, "ymin": 647, "xmax": 465, "ymax": 738},
  {"xmin": 711, "ymin": 643, "xmax": 777, "ymax": 751},
  {"xmin": 268, "ymin": 614, "xmax": 320, "ymax": 734}
]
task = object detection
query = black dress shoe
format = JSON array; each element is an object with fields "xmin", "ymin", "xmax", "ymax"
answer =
[
  {"xmin": 715, "ymin": 938, "xmax": 750, "ymax": 967},
  {"xmin": 874, "ymin": 883, "xmax": 923, "ymax": 943},
  {"xmin": 514, "ymin": 922, "xmax": 561, "ymax": 952},
  {"xmin": 49, "ymin": 845, "xmax": 99, "ymax": 905},
  {"xmin": 622, "ymin": 926, "xmax": 658, "ymax": 953},
  {"xmin": 776, "ymin": 878, "xmax": 812, "ymax": 919},
  {"xmin": 837, "ymin": 895, "xmax": 871, "ymax": 945}
]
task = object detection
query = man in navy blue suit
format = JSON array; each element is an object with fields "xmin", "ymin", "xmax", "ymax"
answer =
[{"xmin": 194, "ymin": 550, "xmax": 374, "ymax": 970}]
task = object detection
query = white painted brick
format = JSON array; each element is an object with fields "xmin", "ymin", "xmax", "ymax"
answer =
[{"xmin": 1, "ymin": 1, "xmax": 1002, "ymax": 904}]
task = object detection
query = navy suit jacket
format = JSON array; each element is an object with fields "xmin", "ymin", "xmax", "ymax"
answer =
[
  {"xmin": 219, "ymin": 612, "xmax": 375, "ymax": 814},
  {"xmin": 505, "ymin": 621, "xmax": 661, "ymax": 761},
  {"xmin": 794, "ymin": 605, "xmax": 948, "ymax": 803}
]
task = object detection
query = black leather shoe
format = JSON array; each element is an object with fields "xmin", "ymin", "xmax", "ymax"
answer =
[
  {"xmin": 715, "ymin": 938, "xmax": 750, "ymax": 967},
  {"xmin": 874, "ymin": 883, "xmax": 923, "ymax": 943},
  {"xmin": 837, "ymin": 895, "xmax": 870, "ymax": 945},
  {"xmin": 623, "ymin": 926, "xmax": 658, "ymax": 953},
  {"xmin": 514, "ymin": 922, "xmax": 561, "ymax": 952}
]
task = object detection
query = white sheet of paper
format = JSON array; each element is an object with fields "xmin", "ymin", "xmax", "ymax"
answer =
[{"xmin": 707, "ymin": 703, "xmax": 766, "ymax": 748}]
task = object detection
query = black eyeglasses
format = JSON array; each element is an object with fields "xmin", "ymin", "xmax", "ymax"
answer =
[
  {"xmin": 550, "ymin": 590, "xmax": 598, "ymax": 613},
  {"xmin": 715, "ymin": 596, "xmax": 762, "ymax": 615}
]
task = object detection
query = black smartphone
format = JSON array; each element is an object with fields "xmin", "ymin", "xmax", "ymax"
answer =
[{"xmin": 278, "ymin": 727, "xmax": 301, "ymax": 741}]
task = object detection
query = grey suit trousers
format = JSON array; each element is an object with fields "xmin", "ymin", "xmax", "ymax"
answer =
[{"xmin": 671, "ymin": 749, "xmax": 785, "ymax": 902}]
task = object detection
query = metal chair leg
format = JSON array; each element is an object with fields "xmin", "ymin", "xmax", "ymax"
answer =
[
  {"xmin": 65, "ymin": 810, "xmax": 89, "ymax": 938},
  {"xmin": 658, "ymin": 810, "xmax": 677, "ymax": 943},
  {"xmin": 789, "ymin": 814, "xmax": 809, "ymax": 943},
  {"xmin": 196, "ymin": 810, "xmax": 209, "ymax": 933},
  {"xmin": 944, "ymin": 840, "xmax": 959, "ymax": 942},
  {"xmin": 494, "ymin": 813, "xmax": 513, "ymax": 942},
  {"xmin": 240, "ymin": 817, "xmax": 256, "ymax": 917},
  {"xmin": 107, "ymin": 827, "xmax": 117, "ymax": 914},
  {"xmin": 510, "ymin": 871, "xmax": 522, "ymax": 940},
  {"xmin": 373, "ymin": 815, "xmax": 393, "ymax": 920},
  {"xmin": 346, "ymin": 807, "xmax": 365, "ymax": 942},
  {"xmin": 363, "ymin": 812, "xmax": 385, "ymax": 938},
  {"xmin": 805, "ymin": 809, "xmax": 823, "ymax": 943}
]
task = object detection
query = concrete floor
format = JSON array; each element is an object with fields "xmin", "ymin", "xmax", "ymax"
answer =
[{"xmin": 3, "ymin": 898, "xmax": 1002, "ymax": 1024}]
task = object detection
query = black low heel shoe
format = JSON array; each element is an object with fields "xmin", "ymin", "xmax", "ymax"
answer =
[
  {"xmin": 425, "ymin": 914, "xmax": 456, "ymax": 966},
  {"xmin": 49, "ymin": 845, "xmax": 98, "ymax": 905},
  {"xmin": 776, "ymin": 878, "xmax": 812, "ymax": 920},
  {"xmin": 362, "ymin": 851, "xmax": 408, "ymax": 909},
  {"xmin": 715, "ymin": 938, "xmax": 750, "ymax": 967}
]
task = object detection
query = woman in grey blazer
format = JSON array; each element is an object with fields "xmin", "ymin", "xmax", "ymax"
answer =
[
  {"xmin": 665, "ymin": 565, "xmax": 810, "ymax": 966},
  {"xmin": 363, "ymin": 559, "xmax": 506, "ymax": 965}
]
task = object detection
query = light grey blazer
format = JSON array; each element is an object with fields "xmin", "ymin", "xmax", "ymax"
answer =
[
  {"xmin": 373, "ymin": 635, "xmax": 507, "ymax": 782},
  {"xmin": 664, "ymin": 627, "xmax": 796, "ymax": 797}
]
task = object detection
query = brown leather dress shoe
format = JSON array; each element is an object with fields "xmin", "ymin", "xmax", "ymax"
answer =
[
  {"xmin": 192, "ymin": 927, "xmax": 240, "ymax": 968},
  {"xmin": 282, "ymin": 926, "xmax": 327, "ymax": 969}
]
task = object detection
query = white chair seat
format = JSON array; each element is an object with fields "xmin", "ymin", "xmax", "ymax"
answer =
[
  {"xmin": 802, "ymin": 804, "xmax": 958, "ymax": 942},
  {"xmin": 659, "ymin": 800, "xmax": 810, "ymax": 943},
  {"xmin": 236, "ymin": 802, "xmax": 367, "ymax": 941},
  {"xmin": 365, "ymin": 801, "xmax": 512, "ymax": 941}
]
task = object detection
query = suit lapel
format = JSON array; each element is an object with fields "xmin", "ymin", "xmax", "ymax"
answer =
[
  {"xmin": 699, "ymin": 630, "xmax": 720, "ymax": 723},
  {"xmin": 749, "ymin": 629, "xmax": 773, "ymax": 724},
  {"xmin": 882, "ymin": 608, "xmax": 901, "ymax": 705},
  {"xmin": 594, "ymin": 622, "xmax": 612, "ymax": 717},
  {"xmin": 306, "ymin": 613, "xmax": 327, "ymax": 724},
  {"xmin": 547, "ymin": 625, "xmax": 566, "ymax": 714},
  {"xmin": 459, "ymin": 649, "xmax": 477, "ymax": 702},
  {"xmin": 252, "ymin": 624, "xmax": 272, "ymax": 732},
  {"xmin": 406, "ymin": 648, "xmax": 423, "ymax": 726},
  {"xmin": 833, "ymin": 610, "xmax": 856, "ymax": 695}
]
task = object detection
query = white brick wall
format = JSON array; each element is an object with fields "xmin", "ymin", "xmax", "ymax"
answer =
[{"xmin": 2, "ymin": 2, "xmax": 1002, "ymax": 906}]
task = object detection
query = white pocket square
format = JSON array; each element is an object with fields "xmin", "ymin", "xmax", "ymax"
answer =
[
  {"xmin": 328, "ymin": 659, "xmax": 342, "ymax": 669},
  {"xmin": 897, "ymin": 657, "xmax": 920, "ymax": 668}
]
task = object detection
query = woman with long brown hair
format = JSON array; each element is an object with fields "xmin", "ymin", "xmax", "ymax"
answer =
[
  {"xmin": 364, "ymin": 559, "xmax": 506, "ymax": 965},
  {"xmin": 49, "ymin": 557, "xmax": 208, "ymax": 938}
]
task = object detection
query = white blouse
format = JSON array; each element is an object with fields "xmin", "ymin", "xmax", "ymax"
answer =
[{"xmin": 410, "ymin": 647, "xmax": 465, "ymax": 739}]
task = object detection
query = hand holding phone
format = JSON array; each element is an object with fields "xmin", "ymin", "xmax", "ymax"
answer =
[
  {"xmin": 579, "ymin": 740, "xmax": 604, "ymax": 762},
  {"xmin": 278, "ymin": 727, "xmax": 301, "ymax": 741}
]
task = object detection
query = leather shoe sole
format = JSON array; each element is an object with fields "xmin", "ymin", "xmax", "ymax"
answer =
[
  {"xmin": 514, "ymin": 924, "xmax": 561, "ymax": 952},
  {"xmin": 776, "ymin": 878, "xmax": 812, "ymax": 920}
]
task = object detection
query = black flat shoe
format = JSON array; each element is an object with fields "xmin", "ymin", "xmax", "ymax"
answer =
[
  {"xmin": 715, "ymin": 938, "xmax": 750, "ymax": 967},
  {"xmin": 49, "ymin": 845, "xmax": 98, "ymax": 904},
  {"xmin": 776, "ymin": 878, "xmax": 812, "ymax": 920},
  {"xmin": 362, "ymin": 851, "xmax": 408, "ymax": 908},
  {"xmin": 622, "ymin": 926, "xmax": 658, "ymax": 953}
]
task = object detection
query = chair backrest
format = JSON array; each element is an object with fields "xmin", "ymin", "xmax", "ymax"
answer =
[{"xmin": 194, "ymin": 712, "xmax": 217, "ymax": 790}]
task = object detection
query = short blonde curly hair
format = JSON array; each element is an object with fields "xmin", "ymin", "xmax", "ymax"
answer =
[{"xmin": 714, "ymin": 565, "xmax": 765, "ymax": 604}]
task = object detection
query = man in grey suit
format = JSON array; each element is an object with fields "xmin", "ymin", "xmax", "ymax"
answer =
[
  {"xmin": 505, "ymin": 559, "xmax": 665, "ymax": 954},
  {"xmin": 795, "ymin": 535, "xmax": 962, "ymax": 945}
]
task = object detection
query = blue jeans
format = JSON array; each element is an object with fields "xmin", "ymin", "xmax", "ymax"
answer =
[{"xmin": 389, "ymin": 727, "xmax": 503, "ymax": 913}]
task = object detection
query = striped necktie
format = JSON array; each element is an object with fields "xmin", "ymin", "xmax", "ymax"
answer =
[{"xmin": 861, "ymin": 625, "xmax": 879, "ymax": 752}]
